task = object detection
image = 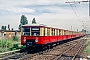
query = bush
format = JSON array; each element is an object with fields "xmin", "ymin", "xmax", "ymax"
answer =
[
  {"xmin": 0, "ymin": 39, "xmax": 21, "ymax": 52},
  {"xmin": 20, "ymin": 45, "xmax": 26, "ymax": 49},
  {"xmin": 13, "ymin": 44, "xmax": 19, "ymax": 49},
  {"xmin": 0, "ymin": 39, "xmax": 12, "ymax": 48},
  {"xmin": 84, "ymin": 42, "xmax": 90, "ymax": 55},
  {"xmin": 12, "ymin": 36, "xmax": 19, "ymax": 41},
  {"xmin": 10, "ymin": 44, "xmax": 19, "ymax": 50},
  {"xmin": 0, "ymin": 39, "xmax": 13, "ymax": 52},
  {"xmin": 0, "ymin": 47, "xmax": 8, "ymax": 52}
]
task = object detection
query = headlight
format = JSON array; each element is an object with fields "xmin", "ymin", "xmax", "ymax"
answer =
[
  {"xmin": 35, "ymin": 39, "xmax": 38, "ymax": 42},
  {"xmin": 24, "ymin": 39, "xmax": 26, "ymax": 42},
  {"xmin": 24, "ymin": 37, "xmax": 26, "ymax": 42},
  {"xmin": 35, "ymin": 37, "xmax": 38, "ymax": 42}
]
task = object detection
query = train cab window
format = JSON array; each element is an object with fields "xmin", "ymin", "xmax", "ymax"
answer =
[
  {"xmin": 22, "ymin": 28, "xmax": 30, "ymax": 36},
  {"xmin": 31, "ymin": 28, "xmax": 40, "ymax": 36}
]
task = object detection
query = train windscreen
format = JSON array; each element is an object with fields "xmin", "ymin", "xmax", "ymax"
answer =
[
  {"xmin": 31, "ymin": 28, "xmax": 40, "ymax": 36},
  {"xmin": 22, "ymin": 28, "xmax": 30, "ymax": 36}
]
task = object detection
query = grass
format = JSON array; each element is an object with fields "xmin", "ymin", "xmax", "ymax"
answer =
[
  {"xmin": 0, "ymin": 37, "xmax": 26, "ymax": 57},
  {"xmin": 84, "ymin": 42, "xmax": 90, "ymax": 55},
  {"xmin": 0, "ymin": 47, "xmax": 9, "ymax": 52},
  {"xmin": 0, "ymin": 38, "xmax": 21, "ymax": 53},
  {"xmin": 0, "ymin": 39, "xmax": 13, "ymax": 48},
  {"xmin": 0, "ymin": 38, "xmax": 26, "ymax": 53}
]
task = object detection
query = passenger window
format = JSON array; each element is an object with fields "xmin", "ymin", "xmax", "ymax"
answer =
[
  {"xmin": 52, "ymin": 29, "xmax": 53, "ymax": 36},
  {"xmin": 47, "ymin": 28, "xmax": 50, "ymax": 36},
  {"xmin": 44, "ymin": 28, "xmax": 45, "ymax": 36},
  {"xmin": 59, "ymin": 30, "xmax": 61, "ymax": 35},
  {"xmin": 64, "ymin": 31, "xmax": 66, "ymax": 35},
  {"xmin": 54, "ymin": 29, "xmax": 55, "ymax": 36}
]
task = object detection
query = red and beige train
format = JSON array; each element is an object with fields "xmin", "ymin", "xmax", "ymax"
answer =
[{"xmin": 21, "ymin": 24, "xmax": 84, "ymax": 48}]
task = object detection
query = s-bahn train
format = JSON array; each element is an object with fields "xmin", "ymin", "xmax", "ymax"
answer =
[{"xmin": 21, "ymin": 24, "xmax": 84, "ymax": 49}]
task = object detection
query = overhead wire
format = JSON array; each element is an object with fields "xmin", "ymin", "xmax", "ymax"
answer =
[
  {"xmin": 66, "ymin": 0, "xmax": 88, "ymax": 29},
  {"xmin": 71, "ymin": 0, "xmax": 90, "ymax": 29},
  {"xmin": 71, "ymin": 0, "xmax": 86, "ymax": 28}
]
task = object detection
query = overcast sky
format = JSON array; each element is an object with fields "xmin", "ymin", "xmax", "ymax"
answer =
[{"xmin": 0, "ymin": 0, "xmax": 89, "ymax": 31}]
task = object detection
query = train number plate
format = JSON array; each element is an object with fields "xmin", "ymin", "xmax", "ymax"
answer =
[{"xmin": 26, "ymin": 42, "xmax": 32, "ymax": 46}]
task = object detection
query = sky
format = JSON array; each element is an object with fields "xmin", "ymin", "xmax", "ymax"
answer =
[{"xmin": 0, "ymin": 0, "xmax": 89, "ymax": 32}]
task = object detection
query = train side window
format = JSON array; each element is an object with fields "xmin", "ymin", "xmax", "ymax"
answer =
[
  {"xmin": 47, "ymin": 28, "xmax": 50, "ymax": 36},
  {"xmin": 45, "ymin": 28, "xmax": 47, "ymax": 36},
  {"xmin": 44, "ymin": 28, "xmax": 45, "ymax": 36},
  {"xmin": 52, "ymin": 29, "xmax": 53, "ymax": 36},
  {"xmin": 54, "ymin": 29, "xmax": 55, "ymax": 36},
  {"xmin": 56, "ymin": 30, "xmax": 57, "ymax": 36},
  {"xmin": 59, "ymin": 30, "xmax": 61, "ymax": 35},
  {"xmin": 56, "ymin": 29, "xmax": 58, "ymax": 36},
  {"xmin": 53, "ymin": 29, "xmax": 54, "ymax": 36},
  {"xmin": 64, "ymin": 31, "xmax": 66, "ymax": 35},
  {"xmin": 56, "ymin": 30, "xmax": 58, "ymax": 36}
]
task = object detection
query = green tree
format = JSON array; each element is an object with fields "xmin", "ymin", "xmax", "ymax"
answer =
[
  {"xmin": 32, "ymin": 18, "xmax": 36, "ymax": 24},
  {"xmin": 20, "ymin": 15, "xmax": 28, "ymax": 25},
  {"xmin": 12, "ymin": 36, "xmax": 19, "ymax": 41},
  {"xmin": 18, "ymin": 15, "xmax": 28, "ymax": 31},
  {"xmin": 18, "ymin": 24, "xmax": 21, "ymax": 31},
  {"xmin": 1, "ymin": 26, "xmax": 6, "ymax": 30}
]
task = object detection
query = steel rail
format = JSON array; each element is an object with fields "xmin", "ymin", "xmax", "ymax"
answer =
[
  {"xmin": 19, "ymin": 39, "xmax": 80, "ymax": 60},
  {"xmin": 53, "ymin": 39, "xmax": 85, "ymax": 60},
  {"xmin": 72, "ymin": 40, "xmax": 86, "ymax": 60},
  {"xmin": 0, "ymin": 49, "xmax": 20, "ymax": 55}
]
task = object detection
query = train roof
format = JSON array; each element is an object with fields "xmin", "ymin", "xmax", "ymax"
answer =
[
  {"xmin": 22, "ymin": 24, "xmax": 46, "ymax": 27},
  {"xmin": 22, "ymin": 24, "xmax": 69, "ymax": 30},
  {"xmin": 22, "ymin": 24, "xmax": 62, "ymax": 29}
]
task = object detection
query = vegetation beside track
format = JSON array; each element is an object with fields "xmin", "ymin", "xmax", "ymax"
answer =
[
  {"xmin": 84, "ymin": 41, "xmax": 90, "ymax": 55},
  {"xmin": 0, "ymin": 38, "xmax": 23, "ymax": 53}
]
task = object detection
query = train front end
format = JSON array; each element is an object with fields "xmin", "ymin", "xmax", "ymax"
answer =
[{"xmin": 21, "ymin": 24, "xmax": 45, "ymax": 47}]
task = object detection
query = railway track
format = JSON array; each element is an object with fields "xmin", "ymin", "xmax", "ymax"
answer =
[
  {"xmin": 0, "ymin": 51, "xmax": 27, "ymax": 60},
  {"xmin": 53, "ymin": 39, "xmax": 86, "ymax": 60},
  {"xmin": 19, "ymin": 37, "xmax": 87, "ymax": 60},
  {"xmin": 0, "ymin": 37, "xmax": 87, "ymax": 60}
]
